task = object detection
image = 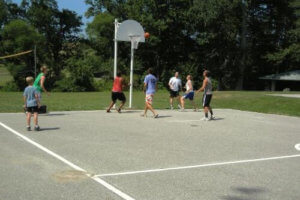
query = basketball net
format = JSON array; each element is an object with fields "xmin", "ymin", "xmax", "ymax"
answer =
[{"xmin": 129, "ymin": 35, "xmax": 141, "ymax": 49}]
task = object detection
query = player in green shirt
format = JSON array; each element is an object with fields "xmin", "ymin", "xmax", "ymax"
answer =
[{"xmin": 33, "ymin": 65, "xmax": 49, "ymax": 97}]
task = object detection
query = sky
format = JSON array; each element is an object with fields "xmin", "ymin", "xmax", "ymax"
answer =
[{"xmin": 11, "ymin": 0, "xmax": 92, "ymax": 34}]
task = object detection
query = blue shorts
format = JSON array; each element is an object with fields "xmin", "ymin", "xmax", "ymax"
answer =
[{"xmin": 183, "ymin": 91, "xmax": 194, "ymax": 100}]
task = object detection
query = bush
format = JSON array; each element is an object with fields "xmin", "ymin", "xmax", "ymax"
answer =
[
  {"xmin": 54, "ymin": 57, "xmax": 96, "ymax": 92},
  {"xmin": 211, "ymin": 78, "xmax": 219, "ymax": 91},
  {"xmin": 1, "ymin": 81, "xmax": 19, "ymax": 92},
  {"xmin": 94, "ymin": 78, "xmax": 113, "ymax": 92},
  {"xmin": 53, "ymin": 78, "xmax": 85, "ymax": 92}
]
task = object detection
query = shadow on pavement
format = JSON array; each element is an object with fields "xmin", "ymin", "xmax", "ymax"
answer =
[
  {"xmin": 212, "ymin": 117, "xmax": 225, "ymax": 121},
  {"xmin": 40, "ymin": 127, "xmax": 60, "ymax": 131},
  {"xmin": 121, "ymin": 110, "xmax": 141, "ymax": 113},
  {"xmin": 221, "ymin": 187, "xmax": 267, "ymax": 200},
  {"xmin": 157, "ymin": 115, "xmax": 172, "ymax": 118},
  {"xmin": 45, "ymin": 113, "xmax": 68, "ymax": 116}
]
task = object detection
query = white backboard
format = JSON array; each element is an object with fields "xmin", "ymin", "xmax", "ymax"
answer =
[{"xmin": 116, "ymin": 20, "xmax": 145, "ymax": 43}]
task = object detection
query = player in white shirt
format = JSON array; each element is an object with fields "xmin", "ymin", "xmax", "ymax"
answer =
[
  {"xmin": 180, "ymin": 75, "xmax": 197, "ymax": 111},
  {"xmin": 168, "ymin": 72, "xmax": 182, "ymax": 109}
]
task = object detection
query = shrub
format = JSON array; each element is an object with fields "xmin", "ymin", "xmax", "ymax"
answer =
[
  {"xmin": 94, "ymin": 78, "xmax": 113, "ymax": 92},
  {"xmin": 1, "ymin": 81, "xmax": 19, "ymax": 92}
]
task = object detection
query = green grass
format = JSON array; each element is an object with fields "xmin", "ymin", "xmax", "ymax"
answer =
[
  {"xmin": 0, "ymin": 91, "xmax": 299, "ymax": 117},
  {"xmin": 0, "ymin": 66, "xmax": 13, "ymax": 86}
]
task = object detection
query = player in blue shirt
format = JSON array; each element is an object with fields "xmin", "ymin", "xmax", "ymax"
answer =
[
  {"xmin": 23, "ymin": 77, "xmax": 41, "ymax": 131},
  {"xmin": 142, "ymin": 68, "xmax": 159, "ymax": 118}
]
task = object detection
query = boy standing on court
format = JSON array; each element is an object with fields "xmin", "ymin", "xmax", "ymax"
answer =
[
  {"xmin": 24, "ymin": 77, "xmax": 41, "ymax": 131},
  {"xmin": 196, "ymin": 70, "xmax": 214, "ymax": 121},
  {"xmin": 169, "ymin": 72, "xmax": 182, "ymax": 109},
  {"xmin": 142, "ymin": 68, "xmax": 159, "ymax": 118},
  {"xmin": 106, "ymin": 71, "xmax": 126, "ymax": 113}
]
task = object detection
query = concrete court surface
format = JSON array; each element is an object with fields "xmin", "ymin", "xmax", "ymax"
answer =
[{"xmin": 0, "ymin": 109, "xmax": 299, "ymax": 200}]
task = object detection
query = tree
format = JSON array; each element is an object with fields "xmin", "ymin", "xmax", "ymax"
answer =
[
  {"xmin": 0, "ymin": 0, "xmax": 8, "ymax": 27},
  {"xmin": 264, "ymin": 0, "xmax": 300, "ymax": 72},
  {"xmin": 189, "ymin": 0, "xmax": 243, "ymax": 89},
  {"xmin": 0, "ymin": 19, "xmax": 45, "ymax": 89},
  {"xmin": 85, "ymin": 0, "xmax": 197, "ymax": 85},
  {"xmin": 21, "ymin": 0, "xmax": 82, "ymax": 79},
  {"xmin": 1, "ymin": 0, "xmax": 83, "ymax": 90},
  {"xmin": 86, "ymin": 12, "xmax": 114, "ymax": 59}
]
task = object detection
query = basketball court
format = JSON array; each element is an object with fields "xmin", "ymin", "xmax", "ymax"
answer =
[{"xmin": 1, "ymin": 109, "xmax": 299, "ymax": 200}]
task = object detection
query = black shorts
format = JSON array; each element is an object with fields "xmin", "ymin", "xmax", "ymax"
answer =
[
  {"xmin": 170, "ymin": 90, "xmax": 180, "ymax": 98},
  {"xmin": 112, "ymin": 92, "xmax": 126, "ymax": 102},
  {"xmin": 26, "ymin": 106, "xmax": 39, "ymax": 113},
  {"xmin": 203, "ymin": 94, "xmax": 212, "ymax": 107}
]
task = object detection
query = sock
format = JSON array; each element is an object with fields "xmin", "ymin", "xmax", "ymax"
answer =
[
  {"xmin": 205, "ymin": 113, "xmax": 208, "ymax": 118},
  {"xmin": 210, "ymin": 110, "xmax": 213, "ymax": 116}
]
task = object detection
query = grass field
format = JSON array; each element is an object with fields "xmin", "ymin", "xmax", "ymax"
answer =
[
  {"xmin": 0, "ymin": 91, "xmax": 299, "ymax": 116},
  {"xmin": 0, "ymin": 66, "xmax": 13, "ymax": 87}
]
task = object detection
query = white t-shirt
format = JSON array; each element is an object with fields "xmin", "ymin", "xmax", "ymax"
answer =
[
  {"xmin": 169, "ymin": 77, "xmax": 182, "ymax": 92},
  {"xmin": 185, "ymin": 80, "xmax": 193, "ymax": 92}
]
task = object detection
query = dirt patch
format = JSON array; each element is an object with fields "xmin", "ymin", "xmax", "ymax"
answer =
[{"xmin": 52, "ymin": 170, "xmax": 88, "ymax": 183}]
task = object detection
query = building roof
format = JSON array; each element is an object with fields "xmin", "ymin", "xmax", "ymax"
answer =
[{"xmin": 260, "ymin": 70, "xmax": 300, "ymax": 81}]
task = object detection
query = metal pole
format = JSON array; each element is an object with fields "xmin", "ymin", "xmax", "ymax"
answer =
[
  {"xmin": 34, "ymin": 45, "xmax": 36, "ymax": 78},
  {"xmin": 114, "ymin": 19, "xmax": 118, "ymax": 78},
  {"xmin": 129, "ymin": 41, "xmax": 134, "ymax": 108}
]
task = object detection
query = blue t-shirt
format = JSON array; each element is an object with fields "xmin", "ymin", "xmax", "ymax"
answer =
[
  {"xmin": 144, "ymin": 74, "xmax": 157, "ymax": 95},
  {"xmin": 23, "ymin": 86, "xmax": 38, "ymax": 107}
]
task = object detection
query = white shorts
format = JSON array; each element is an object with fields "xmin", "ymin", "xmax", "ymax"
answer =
[{"xmin": 145, "ymin": 94, "xmax": 154, "ymax": 105}]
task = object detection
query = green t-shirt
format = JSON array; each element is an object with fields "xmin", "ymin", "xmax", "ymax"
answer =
[{"xmin": 33, "ymin": 73, "xmax": 44, "ymax": 92}]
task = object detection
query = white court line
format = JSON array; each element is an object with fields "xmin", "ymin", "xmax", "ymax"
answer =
[
  {"xmin": 295, "ymin": 144, "xmax": 300, "ymax": 151},
  {"xmin": 0, "ymin": 122, "xmax": 134, "ymax": 200},
  {"xmin": 95, "ymin": 154, "xmax": 300, "ymax": 177}
]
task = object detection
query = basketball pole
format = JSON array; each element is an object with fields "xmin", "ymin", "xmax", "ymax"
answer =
[
  {"xmin": 114, "ymin": 19, "xmax": 118, "ymax": 78},
  {"xmin": 113, "ymin": 19, "xmax": 118, "ymax": 110},
  {"xmin": 129, "ymin": 40, "xmax": 134, "ymax": 108}
]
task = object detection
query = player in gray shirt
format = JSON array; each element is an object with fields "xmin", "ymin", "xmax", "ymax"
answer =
[{"xmin": 196, "ymin": 70, "xmax": 214, "ymax": 121}]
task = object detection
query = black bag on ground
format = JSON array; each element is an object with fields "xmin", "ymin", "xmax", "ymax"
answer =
[{"xmin": 38, "ymin": 105, "xmax": 47, "ymax": 114}]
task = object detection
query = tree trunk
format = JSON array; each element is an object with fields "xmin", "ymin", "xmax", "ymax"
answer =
[{"xmin": 236, "ymin": 0, "xmax": 247, "ymax": 90}]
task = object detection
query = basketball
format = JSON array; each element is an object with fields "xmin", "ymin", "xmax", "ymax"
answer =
[{"xmin": 144, "ymin": 32, "xmax": 150, "ymax": 39}]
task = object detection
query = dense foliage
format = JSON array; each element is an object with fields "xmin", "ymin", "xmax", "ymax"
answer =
[{"xmin": 0, "ymin": 0, "xmax": 299, "ymax": 91}]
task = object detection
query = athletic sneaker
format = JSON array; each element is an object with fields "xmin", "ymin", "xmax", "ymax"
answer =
[
  {"xmin": 34, "ymin": 126, "xmax": 40, "ymax": 131},
  {"xmin": 177, "ymin": 104, "xmax": 182, "ymax": 109},
  {"xmin": 26, "ymin": 126, "xmax": 31, "ymax": 131},
  {"xmin": 210, "ymin": 115, "xmax": 215, "ymax": 120},
  {"xmin": 170, "ymin": 105, "xmax": 174, "ymax": 110},
  {"xmin": 201, "ymin": 117, "xmax": 210, "ymax": 121},
  {"xmin": 117, "ymin": 108, "xmax": 121, "ymax": 113},
  {"xmin": 179, "ymin": 108, "xmax": 185, "ymax": 112},
  {"xmin": 154, "ymin": 114, "xmax": 159, "ymax": 118},
  {"xmin": 106, "ymin": 109, "xmax": 111, "ymax": 113},
  {"xmin": 140, "ymin": 113, "xmax": 146, "ymax": 117}
]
